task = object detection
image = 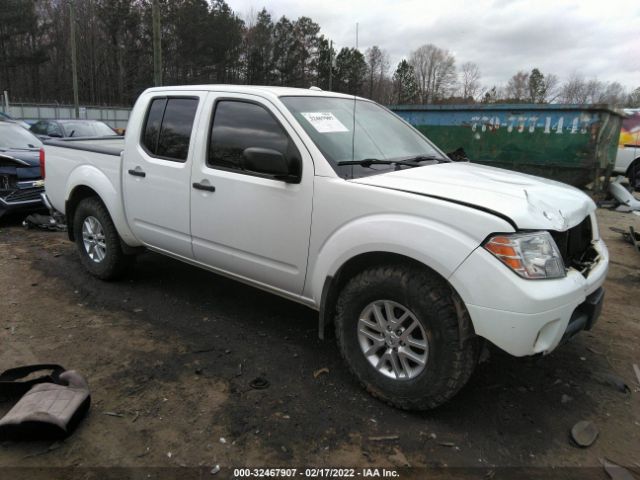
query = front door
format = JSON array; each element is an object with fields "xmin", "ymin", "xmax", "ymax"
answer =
[{"xmin": 190, "ymin": 93, "xmax": 313, "ymax": 295}]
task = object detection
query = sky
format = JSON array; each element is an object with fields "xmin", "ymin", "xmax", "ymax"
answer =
[{"xmin": 225, "ymin": 0, "xmax": 640, "ymax": 90}]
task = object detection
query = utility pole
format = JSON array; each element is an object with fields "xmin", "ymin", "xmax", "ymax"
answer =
[
  {"xmin": 356, "ymin": 22, "xmax": 359, "ymax": 50},
  {"xmin": 69, "ymin": 0, "xmax": 80, "ymax": 118},
  {"xmin": 152, "ymin": 0, "xmax": 162, "ymax": 86},
  {"xmin": 328, "ymin": 40, "xmax": 333, "ymax": 91}
]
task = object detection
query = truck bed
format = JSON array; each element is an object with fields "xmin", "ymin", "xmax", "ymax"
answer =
[
  {"xmin": 43, "ymin": 137, "xmax": 126, "ymax": 221},
  {"xmin": 43, "ymin": 136, "xmax": 125, "ymax": 157}
]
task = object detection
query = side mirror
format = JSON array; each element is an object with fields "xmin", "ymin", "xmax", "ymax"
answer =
[{"xmin": 242, "ymin": 147, "xmax": 300, "ymax": 183}]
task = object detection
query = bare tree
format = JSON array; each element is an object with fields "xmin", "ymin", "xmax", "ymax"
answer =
[
  {"xmin": 559, "ymin": 75, "xmax": 627, "ymax": 106},
  {"xmin": 365, "ymin": 45, "xmax": 389, "ymax": 102},
  {"xmin": 460, "ymin": 61, "xmax": 481, "ymax": 101},
  {"xmin": 409, "ymin": 44, "xmax": 457, "ymax": 103},
  {"xmin": 628, "ymin": 87, "xmax": 640, "ymax": 108},
  {"xmin": 505, "ymin": 71, "xmax": 529, "ymax": 102},
  {"xmin": 559, "ymin": 73, "xmax": 587, "ymax": 103},
  {"xmin": 601, "ymin": 81, "xmax": 627, "ymax": 105},
  {"xmin": 584, "ymin": 79, "xmax": 604, "ymax": 103},
  {"xmin": 541, "ymin": 73, "xmax": 560, "ymax": 103}
]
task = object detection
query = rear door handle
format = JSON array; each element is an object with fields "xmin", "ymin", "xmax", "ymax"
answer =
[
  {"xmin": 128, "ymin": 169, "xmax": 146, "ymax": 178},
  {"xmin": 192, "ymin": 182, "xmax": 216, "ymax": 192}
]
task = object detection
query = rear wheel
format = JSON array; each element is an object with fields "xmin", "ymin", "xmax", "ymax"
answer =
[
  {"xmin": 627, "ymin": 159, "xmax": 640, "ymax": 191},
  {"xmin": 73, "ymin": 197, "xmax": 133, "ymax": 280},
  {"xmin": 335, "ymin": 264, "xmax": 480, "ymax": 410}
]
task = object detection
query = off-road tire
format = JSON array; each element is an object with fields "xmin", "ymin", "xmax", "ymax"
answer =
[
  {"xmin": 627, "ymin": 159, "xmax": 640, "ymax": 191},
  {"xmin": 335, "ymin": 264, "xmax": 480, "ymax": 410},
  {"xmin": 73, "ymin": 197, "xmax": 134, "ymax": 280}
]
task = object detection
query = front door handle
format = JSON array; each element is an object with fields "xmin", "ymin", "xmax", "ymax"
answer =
[
  {"xmin": 192, "ymin": 182, "xmax": 216, "ymax": 192},
  {"xmin": 128, "ymin": 168, "xmax": 146, "ymax": 178}
]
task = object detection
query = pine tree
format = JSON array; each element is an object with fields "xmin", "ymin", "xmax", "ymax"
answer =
[
  {"xmin": 334, "ymin": 48, "xmax": 367, "ymax": 95},
  {"xmin": 528, "ymin": 68, "xmax": 545, "ymax": 103},
  {"xmin": 392, "ymin": 60, "xmax": 418, "ymax": 104}
]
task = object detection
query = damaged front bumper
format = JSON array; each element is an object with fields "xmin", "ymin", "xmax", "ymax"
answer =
[
  {"xmin": 450, "ymin": 238, "xmax": 609, "ymax": 357},
  {"xmin": 0, "ymin": 184, "xmax": 45, "ymax": 215},
  {"xmin": 560, "ymin": 287, "xmax": 604, "ymax": 344},
  {"xmin": 0, "ymin": 154, "xmax": 45, "ymax": 216}
]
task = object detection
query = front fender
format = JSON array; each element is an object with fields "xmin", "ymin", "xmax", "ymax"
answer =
[
  {"xmin": 305, "ymin": 213, "xmax": 483, "ymax": 304},
  {"xmin": 65, "ymin": 164, "xmax": 139, "ymax": 245}
]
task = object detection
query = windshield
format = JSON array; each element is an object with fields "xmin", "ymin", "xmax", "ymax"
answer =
[
  {"xmin": 0, "ymin": 123, "xmax": 42, "ymax": 149},
  {"xmin": 280, "ymin": 96, "xmax": 445, "ymax": 179},
  {"xmin": 62, "ymin": 121, "xmax": 117, "ymax": 137}
]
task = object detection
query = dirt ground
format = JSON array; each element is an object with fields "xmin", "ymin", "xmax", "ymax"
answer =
[{"xmin": 0, "ymin": 207, "xmax": 638, "ymax": 478}]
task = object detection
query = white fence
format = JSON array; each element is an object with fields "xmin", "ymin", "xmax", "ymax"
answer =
[{"xmin": 1, "ymin": 103, "xmax": 131, "ymax": 129}]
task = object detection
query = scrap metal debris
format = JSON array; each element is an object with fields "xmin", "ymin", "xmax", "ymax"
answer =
[
  {"xmin": 22, "ymin": 213, "xmax": 66, "ymax": 232},
  {"xmin": 633, "ymin": 364, "xmax": 640, "ymax": 387},
  {"xmin": 438, "ymin": 441, "xmax": 457, "ymax": 448},
  {"xmin": 609, "ymin": 177, "xmax": 640, "ymax": 211},
  {"xmin": 610, "ymin": 226, "xmax": 640, "ymax": 254},
  {"xmin": 603, "ymin": 459, "xmax": 636, "ymax": 480},
  {"xmin": 600, "ymin": 373, "xmax": 631, "ymax": 394},
  {"xmin": 313, "ymin": 367, "xmax": 329, "ymax": 378},
  {"xmin": 249, "ymin": 377, "xmax": 269, "ymax": 390},
  {"xmin": 388, "ymin": 447, "xmax": 411, "ymax": 467},
  {"xmin": 571, "ymin": 420, "xmax": 599, "ymax": 448},
  {"xmin": 368, "ymin": 435, "xmax": 399, "ymax": 441}
]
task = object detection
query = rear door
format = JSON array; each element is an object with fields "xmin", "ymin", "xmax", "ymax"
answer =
[
  {"xmin": 122, "ymin": 92, "xmax": 204, "ymax": 259},
  {"xmin": 189, "ymin": 93, "xmax": 314, "ymax": 295}
]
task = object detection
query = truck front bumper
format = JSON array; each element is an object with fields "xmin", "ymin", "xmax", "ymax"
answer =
[{"xmin": 450, "ymin": 238, "xmax": 609, "ymax": 357}]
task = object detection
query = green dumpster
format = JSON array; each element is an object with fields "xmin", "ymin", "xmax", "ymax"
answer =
[{"xmin": 390, "ymin": 104, "xmax": 624, "ymax": 190}]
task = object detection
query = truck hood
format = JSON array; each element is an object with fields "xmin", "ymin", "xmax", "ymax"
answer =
[{"xmin": 350, "ymin": 162, "xmax": 595, "ymax": 231}]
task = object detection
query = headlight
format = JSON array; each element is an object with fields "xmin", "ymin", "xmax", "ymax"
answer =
[{"xmin": 483, "ymin": 231, "xmax": 565, "ymax": 279}]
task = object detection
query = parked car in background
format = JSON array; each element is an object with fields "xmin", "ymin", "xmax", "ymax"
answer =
[
  {"xmin": 0, "ymin": 122, "xmax": 45, "ymax": 217},
  {"xmin": 613, "ymin": 109, "xmax": 640, "ymax": 189},
  {"xmin": 30, "ymin": 119, "xmax": 118, "ymax": 139},
  {"xmin": 0, "ymin": 111, "xmax": 31, "ymax": 130}
]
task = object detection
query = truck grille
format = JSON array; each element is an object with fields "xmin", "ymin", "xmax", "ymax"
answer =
[{"xmin": 549, "ymin": 216, "xmax": 596, "ymax": 276}]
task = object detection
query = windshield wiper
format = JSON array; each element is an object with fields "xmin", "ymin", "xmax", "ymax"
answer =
[
  {"xmin": 403, "ymin": 154, "xmax": 448, "ymax": 163},
  {"xmin": 337, "ymin": 155, "xmax": 446, "ymax": 169}
]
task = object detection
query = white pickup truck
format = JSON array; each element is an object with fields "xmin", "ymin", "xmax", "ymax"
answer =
[
  {"xmin": 613, "ymin": 108, "xmax": 640, "ymax": 189},
  {"xmin": 43, "ymin": 85, "xmax": 608, "ymax": 410}
]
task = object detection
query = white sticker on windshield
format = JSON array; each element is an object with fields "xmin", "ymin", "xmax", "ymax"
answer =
[{"xmin": 301, "ymin": 112, "xmax": 349, "ymax": 133}]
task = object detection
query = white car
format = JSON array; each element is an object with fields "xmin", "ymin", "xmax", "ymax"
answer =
[
  {"xmin": 42, "ymin": 86, "xmax": 608, "ymax": 410},
  {"xmin": 614, "ymin": 108, "xmax": 640, "ymax": 188}
]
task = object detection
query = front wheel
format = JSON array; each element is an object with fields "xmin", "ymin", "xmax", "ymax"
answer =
[
  {"xmin": 73, "ymin": 197, "xmax": 134, "ymax": 280},
  {"xmin": 335, "ymin": 264, "xmax": 480, "ymax": 410}
]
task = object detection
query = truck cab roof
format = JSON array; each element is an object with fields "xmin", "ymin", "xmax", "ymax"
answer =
[{"xmin": 142, "ymin": 85, "xmax": 362, "ymax": 102}]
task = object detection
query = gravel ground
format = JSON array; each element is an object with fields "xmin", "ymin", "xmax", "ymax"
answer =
[{"xmin": 0, "ymin": 207, "xmax": 638, "ymax": 479}]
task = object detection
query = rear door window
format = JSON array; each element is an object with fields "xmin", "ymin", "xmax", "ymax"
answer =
[{"xmin": 141, "ymin": 97, "xmax": 199, "ymax": 162}]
